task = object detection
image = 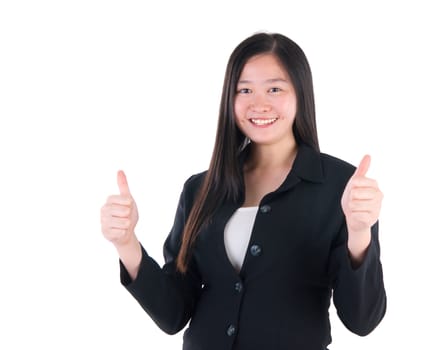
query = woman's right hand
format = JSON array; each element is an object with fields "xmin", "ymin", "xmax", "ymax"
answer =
[{"xmin": 101, "ymin": 170, "xmax": 139, "ymax": 247}]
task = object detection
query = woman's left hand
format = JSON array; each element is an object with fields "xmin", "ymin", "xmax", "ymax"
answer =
[{"xmin": 341, "ymin": 155, "xmax": 383, "ymax": 260}]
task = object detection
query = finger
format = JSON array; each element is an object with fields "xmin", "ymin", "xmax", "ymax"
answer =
[
  {"xmin": 353, "ymin": 154, "xmax": 371, "ymax": 178},
  {"xmin": 347, "ymin": 199, "xmax": 376, "ymax": 212},
  {"xmin": 102, "ymin": 204, "xmax": 131, "ymax": 218},
  {"xmin": 346, "ymin": 213, "xmax": 376, "ymax": 229},
  {"xmin": 350, "ymin": 187, "xmax": 381, "ymax": 200},
  {"xmin": 101, "ymin": 204, "xmax": 131, "ymax": 221},
  {"xmin": 349, "ymin": 177, "xmax": 379, "ymax": 189},
  {"xmin": 117, "ymin": 170, "xmax": 131, "ymax": 196},
  {"xmin": 109, "ymin": 217, "xmax": 131, "ymax": 230},
  {"xmin": 104, "ymin": 228, "xmax": 127, "ymax": 242},
  {"xmin": 106, "ymin": 195, "xmax": 133, "ymax": 206},
  {"xmin": 109, "ymin": 205, "xmax": 131, "ymax": 218}
]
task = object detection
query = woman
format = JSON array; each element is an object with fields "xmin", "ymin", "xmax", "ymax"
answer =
[{"xmin": 101, "ymin": 32, "xmax": 386, "ymax": 350}]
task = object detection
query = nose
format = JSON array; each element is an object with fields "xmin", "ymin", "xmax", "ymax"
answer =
[{"xmin": 250, "ymin": 92, "xmax": 271, "ymax": 113}]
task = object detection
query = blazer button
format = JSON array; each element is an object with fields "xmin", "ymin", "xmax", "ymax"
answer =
[
  {"xmin": 227, "ymin": 324, "xmax": 236, "ymax": 337},
  {"xmin": 250, "ymin": 244, "xmax": 262, "ymax": 257},
  {"xmin": 234, "ymin": 282, "xmax": 243, "ymax": 293},
  {"xmin": 260, "ymin": 204, "xmax": 271, "ymax": 213}
]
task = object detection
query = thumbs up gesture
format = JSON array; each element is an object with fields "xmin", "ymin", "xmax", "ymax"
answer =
[
  {"xmin": 101, "ymin": 170, "xmax": 139, "ymax": 246},
  {"xmin": 341, "ymin": 155, "xmax": 383, "ymax": 258}
]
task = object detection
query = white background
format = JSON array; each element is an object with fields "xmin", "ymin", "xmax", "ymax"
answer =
[{"xmin": 1, "ymin": 1, "xmax": 446, "ymax": 349}]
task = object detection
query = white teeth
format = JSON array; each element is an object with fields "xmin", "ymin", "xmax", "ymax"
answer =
[{"xmin": 250, "ymin": 118, "xmax": 277, "ymax": 125}]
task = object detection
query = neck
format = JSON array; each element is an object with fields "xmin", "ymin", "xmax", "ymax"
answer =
[{"xmin": 246, "ymin": 138, "xmax": 298, "ymax": 170}]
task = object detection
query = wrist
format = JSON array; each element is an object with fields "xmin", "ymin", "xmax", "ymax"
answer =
[
  {"xmin": 114, "ymin": 236, "xmax": 141, "ymax": 261},
  {"xmin": 114, "ymin": 234, "xmax": 142, "ymax": 281},
  {"xmin": 113, "ymin": 231, "xmax": 138, "ymax": 250},
  {"xmin": 347, "ymin": 228, "xmax": 371, "ymax": 265}
]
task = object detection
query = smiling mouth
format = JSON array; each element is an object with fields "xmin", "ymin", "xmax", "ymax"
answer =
[{"xmin": 249, "ymin": 118, "xmax": 278, "ymax": 126}]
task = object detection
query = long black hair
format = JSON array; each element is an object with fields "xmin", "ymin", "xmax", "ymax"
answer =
[{"xmin": 177, "ymin": 32, "xmax": 319, "ymax": 273}]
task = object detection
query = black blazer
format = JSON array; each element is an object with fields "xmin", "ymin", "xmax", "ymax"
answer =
[{"xmin": 120, "ymin": 144, "xmax": 386, "ymax": 350}]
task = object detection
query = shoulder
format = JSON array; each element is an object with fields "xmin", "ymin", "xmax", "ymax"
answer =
[
  {"xmin": 319, "ymin": 152, "xmax": 356, "ymax": 184},
  {"xmin": 180, "ymin": 170, "xmax": 207, "ymax": 207},
  {"xmin": 293, "ymin": 144, "xmax": 356, "ymax": 185},
  {"xmin": 320, "ymin": 152, "xmax": 355, "ymax": 173},
  {"xmin": 183, "ymin": 170, "xmax": 207, "ymax": 192}
]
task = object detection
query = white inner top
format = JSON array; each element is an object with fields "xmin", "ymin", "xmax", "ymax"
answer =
[{"xmin": 223, "ymin": 206, "xmax": 258, "ymax": 273}]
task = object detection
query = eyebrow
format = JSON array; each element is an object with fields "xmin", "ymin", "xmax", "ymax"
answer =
[{"xmin": 237, "ymin": 78, "xmax": 289, "ymax": 84}]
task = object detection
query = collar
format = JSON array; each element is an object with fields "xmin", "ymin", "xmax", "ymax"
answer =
[
  {"xmin": 239, "ymin": 142, "xmax": 324, "ymax": 184},
  {"xmin": 289, "ymin": 143, "xmax": 324, "ymax": 184},
  {"xmin": 236, "ymin": 142, "xmax": 324, "ymax": 200}
]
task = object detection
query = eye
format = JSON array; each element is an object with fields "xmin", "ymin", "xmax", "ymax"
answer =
[
  {"xmin": 268, "ymin": 87, "xmax": 282, "ymax": 93},
  {"xmin": 237, "ymin": 88, "xmax": 251, "ymax": 94}
]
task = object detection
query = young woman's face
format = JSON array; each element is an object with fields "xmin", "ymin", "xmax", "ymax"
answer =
[{"xmin": 234, "ymin": 54, "xmax": 297, "ymax": 146}]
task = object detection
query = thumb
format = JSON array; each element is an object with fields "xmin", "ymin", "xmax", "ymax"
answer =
[
  {"xmin": 117, "ymin": 170, "xmax": 131, "ymax": 195},
  {"xmin": 353, "ymin": 154, "xmax": 371, "ymax": 177}
]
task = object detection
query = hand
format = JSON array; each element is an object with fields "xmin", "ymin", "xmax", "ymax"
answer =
[
  {"xmin": 341, "ymin": 155, "xmax": 383, "ymax": 235},
  {"xmin": 101, "ymin": 170, "xmax": 139, "ymax": 247}
]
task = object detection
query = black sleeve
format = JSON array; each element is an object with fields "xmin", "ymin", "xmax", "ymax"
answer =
[
  {"xmin": 119, "ymin": 178, "xmax": 203, "ymax": 335},
  {"xmin": 329, "ymin": 221, "xmax": 387, "ymax": 336}
]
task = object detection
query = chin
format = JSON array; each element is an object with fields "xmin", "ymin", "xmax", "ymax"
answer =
[{"xmin": 247, "ymin": 137, "xmax": 278, "ymax": 146}]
